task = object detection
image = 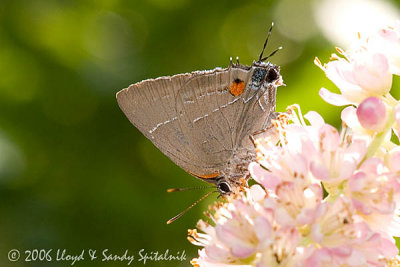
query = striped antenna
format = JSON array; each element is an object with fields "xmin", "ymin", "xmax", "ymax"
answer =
[
  {"xmin": 167, "ymin": 185, "xmax": 215, "ymax": 192},
  {"xmin": 258, "ymin": 22, "xmax": 274, "ymax": 62},
  {"xmin": 166, "ymin": 191, "xmax": 217, "ymax": 224}
]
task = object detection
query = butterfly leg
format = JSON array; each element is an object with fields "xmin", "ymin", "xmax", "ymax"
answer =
[
  {"xmin": 249, "ymin": 112, "xmax": 281, "ymax": 147},
  {"xmin": 249, "ymin": 127, "xmax": 272, "ymax": 147}
]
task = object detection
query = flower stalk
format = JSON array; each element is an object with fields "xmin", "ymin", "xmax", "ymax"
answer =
[{"xmin": 363, "ymin": 112, "xmax": 395, "ymax": 161}]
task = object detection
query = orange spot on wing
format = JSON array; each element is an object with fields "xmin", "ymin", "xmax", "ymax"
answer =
[
  {"xmin": 229, "ymin": 79, "xmax": 245, "ymax": 96},
  {"xmin": 189, "ymin": 171, "xmax": 220, "ymax": 179}
]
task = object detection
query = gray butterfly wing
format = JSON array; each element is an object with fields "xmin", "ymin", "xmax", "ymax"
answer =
[{"xmin": 116, "ymin": 66, "xmax": 276, "ymax": 178}]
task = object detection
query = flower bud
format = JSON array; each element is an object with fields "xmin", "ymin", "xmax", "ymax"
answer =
[{"xmin": 356, "ymin": 97, "xmax": 387, "ymax": 132}]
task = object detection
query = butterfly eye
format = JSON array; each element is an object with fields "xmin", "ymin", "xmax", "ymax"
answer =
[
  {"xmin": 266, "ymin": 68, "xmax": 279, "ymax": 83},
  {"xmin": 217, "ymin": 181, "xmax": 231, "ymax": 194}
]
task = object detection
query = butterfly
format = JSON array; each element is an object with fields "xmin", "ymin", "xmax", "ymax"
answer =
[{"xmin": 116, "ymin": 24, "xmax": 283, "ymax": 222}]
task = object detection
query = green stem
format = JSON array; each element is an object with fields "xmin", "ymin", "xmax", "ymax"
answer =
[{"xmin": 360, "ymin": 100, "xmax": 397, "ymax": 164}]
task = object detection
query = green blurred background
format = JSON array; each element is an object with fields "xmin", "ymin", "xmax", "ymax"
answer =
[{"xmin": 0, "ymin": 0, "xmax": 399, "ymax": 266}]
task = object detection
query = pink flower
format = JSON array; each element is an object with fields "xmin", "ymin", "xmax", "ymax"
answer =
[
  {"xmin": 368, "ymin": 21, "xmax": 400, "ymax": 75},
  {"xmin": 256, "ymin": 181, "xmax": 323, "ymax": 228},
  {"xmin": 316, "ymin": 48, "xmax": 392, "ymax": 106},
  {"xmin": 253, "ymin": 108, "xmax": 368, "ymax": 193},
  {"xmin": 250, "ymin": 112, "xmax": 315, "ymax": 191},
  {"xmin": 274, "ymin": 182, "xmax": 323, "ymax": 226},
  {"xmin": 189, "ymin": 185, "xmax": 306, "ymax": 266},
  {"xmin": 347, "ymin": 158, "xmax": 398, "ymax": 213},
  {"xmin": 345, "ymin": 158, "xmax": 400, "ymax": 236},
  {"xmin": 189, "ymin": 186, "xmax": 287, "ymax": 266},
  {"xmin": 256, "ymin": 226, "xmax": 301, "ymax": 267},
  {"xmin": 304, "ymin": 197, "xmax": 398, "ymax": 266},
  {"xmin": 308, "ymin": 198, "xmax": 354, "ymax": 247},
  {"xmin": 305, "ymin": 224, "xmax": 398, "ymax": 267},
  {"xmin": 302, "ymin": 117, "xmax": 367, "ymax": 194}
]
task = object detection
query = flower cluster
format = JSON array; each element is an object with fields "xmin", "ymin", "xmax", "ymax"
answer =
[{"xmin": 188, "ymin": 22, "xmax": 400, "ymax": 267}]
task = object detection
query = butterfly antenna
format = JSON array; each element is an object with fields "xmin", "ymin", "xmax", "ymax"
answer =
[
  {"xmin": 166, "ymin": 191, "xmax": 217, "ymax": 224},
  {"xmin": 260, "ymin": 46, "xmax": 283, "ymax": 62},
  {"xmin": 258, "ymin": 22, "xmax": 274, "ymax": 62},
  {"xmin": 167, "ymin": 185, "xmax": 215, "ymax": 192}
]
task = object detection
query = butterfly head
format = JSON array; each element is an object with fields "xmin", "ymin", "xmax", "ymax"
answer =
[
  {"xmin": 216, "ymin": 179, "xmax": 232, "ymax": 195},
  {"xmin": 205, "ymin": 176, "xmax": 248, "ymax": 196}
]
